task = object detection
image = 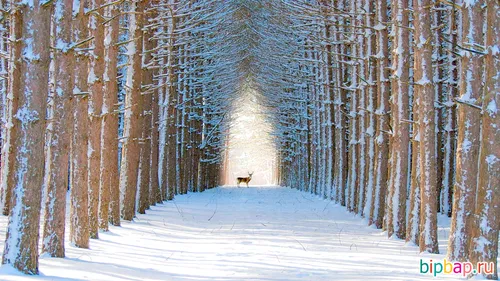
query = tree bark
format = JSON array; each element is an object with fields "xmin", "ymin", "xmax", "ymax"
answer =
[
  {"xmin": 355, "ymin": 0, "xmax": 366, "ymax": 215},
  {"xmin": 406, "ymin": 94, "xmax": 421, "ymax": 246},
  {"xmin": 370, "ymin": 0, "xmax": 390, "ymax": 229},
  {"xmin": 70, "ymin": 0, "xmax": 91, "ymax": 249},
  {"xmin": 148, "ymin": 2, "xmax": 161, "ymax": 205},
  {"xmin": 346, "ymin": 0, "xmax": 359, "ymax": 213},
  {"xmin": 42, "ymin": 0, "xmax": 74, "ymax": 258},
  {"xmin": 414, "ymin": 0, "xmax": 439, "ymax": 254},
  {"xmin": 166, "ymin": 3, "xmax": 178, "ymax": 200},
  {"xmin": 363, "ymin": 0, "xmax": 377, "ymax": 221},
  {"xmin": 468, "ymin": 0, "xmax": 499, "ymax": 278},
  {"xmin": 387, "ymin": 0, "xmax": 410, "ymax": 239},
  {"xmin": 333, "ymin": 0, "xmax": 347, "ymax": 206},
  {"xmin": 447, "ymin": 0, "xmax": 484, "ymax": 261},
  {"xmin": 138, "ymin": 4, "xmax": 156, "ymax": 214},
  {"xmin": 88, "ymin": 0, "xmax": 105, "ymax": 240},
  {"xmin": 1, "ymin": 0, "xmax": 51, "ymax": 274},
  {"xmin": 119, "ymin": 0, "xmax": 145, "ymax": 221},
  {"xmin": 440, "ymin": 4, "xmax": 458, "ymax": 217},
  {"xmin": 0, "ymin": 0, "xmax": 15, "ymax": 217},
  {"xmin": 101, "ymin": 1, "xmax": 120, "ymax": 229}
]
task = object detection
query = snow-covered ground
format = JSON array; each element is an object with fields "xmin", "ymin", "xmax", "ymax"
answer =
[{"xmin": 0, "ymin": 186, "xmax": 479, "ymax": 280}]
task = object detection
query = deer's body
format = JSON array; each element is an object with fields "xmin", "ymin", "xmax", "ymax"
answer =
[{"xmin": 237, "ymin": 172, "xmax": 253, "ymax": 187}]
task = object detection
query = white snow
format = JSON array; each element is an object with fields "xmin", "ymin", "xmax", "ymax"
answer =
[
  {"xmin": 485, "ymin": 154, "xmax": 498, "ymax": 166},
  {"xmin": 491, "ymin": 45, "xmax": 500, "ymax": 56},
  {"xmin": 0, "ymin": 187, "xmax": 473, "ymax": 280},
  {"xmin": 373, "ymin": 23, "xmax": 386, "ymax": 31},
  {"xmin": 462, "ymin": 138, "xmax": 473, "ymax": 154},
  {"xmin": 14, "ymin": 106, "xmax": 39, "ymax": 124},
  {"xmin": 486, "ymin": 99, "xmax": 498, "ymax": 115}
]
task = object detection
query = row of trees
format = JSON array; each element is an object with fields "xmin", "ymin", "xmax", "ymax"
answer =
[
  {"xmin": 0, "ymin": 0, "xmax": 497, "ymax": 279},
  {"xmin": 0, "ymin": 0, "xmax": 245, "ymax": 274},
  {"xmin": 265, "ymin": 0, "xmax": 498, "ymax": 279}
]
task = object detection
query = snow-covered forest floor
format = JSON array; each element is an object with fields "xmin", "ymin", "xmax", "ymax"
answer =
[{"xmin": 0, "ymin": 186, "xmax": 477, "ymax": 280}]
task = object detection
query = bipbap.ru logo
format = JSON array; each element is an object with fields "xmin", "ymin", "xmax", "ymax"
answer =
[{"xmin": 419, "ymin": 259, "xmax": 495, "ymax": 277}]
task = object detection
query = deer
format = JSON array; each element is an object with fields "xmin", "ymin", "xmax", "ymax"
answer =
[{"xmin": 236, "ymin": 172, "xmax": 253, "ymax": 188}]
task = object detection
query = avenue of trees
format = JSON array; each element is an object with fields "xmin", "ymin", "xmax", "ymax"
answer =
[{"xmin": 0, "ymin": 0, "xmax": 497, "ymax": 280}]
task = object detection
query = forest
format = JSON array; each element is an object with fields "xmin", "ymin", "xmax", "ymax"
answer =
[{"xmin": 0, "ymin": 0, "xmax": 498, "ymax": 280}]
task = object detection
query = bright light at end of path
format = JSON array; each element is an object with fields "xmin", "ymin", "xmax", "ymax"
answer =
[{"xmin": 222, "ymin": 87, "xmax": 277, "ymax": 186}]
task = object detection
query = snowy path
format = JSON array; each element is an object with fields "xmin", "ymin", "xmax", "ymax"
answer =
[{"xmin": 0, "ymin": 186, "xmax": 463, "ymax": 281}]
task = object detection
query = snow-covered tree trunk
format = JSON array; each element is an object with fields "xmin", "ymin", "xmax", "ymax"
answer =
[
  {"xmin": 1, "ymin": 0, "xmax": 51, "ymax": 273},
  {"xmin": 307, "ymin": 57, "xmax": 316, "ymax": 195},
  {"xmin": 42, "ymin": 0, "xmax": 74, "ymax": 258},
  {"xmin": 333, "ymin": 0, "xmax": 347, "ymax": 206},
  {"xmin": 407, "ymin": 93, "xmax": 421, "ymax": 245},
  {"xmin": 0, "ymin": 0, "xmax": 13, "ymax": 217},
  {"xmin": 370, "ymin": 0, "xmax": 390, "ymax": 229},
  {"xmin": 138, "ymin": 4, "xmax": 156, "ymax": 214},
  {"xmin": 414, "ymin": 0, "xmax": 439, "ymax": 254},
  {"xmin": 101, "ymin": 1, "xmax": 120, "ymax": 228},
  {"xmin": 363, "ymin": 0, "xmax": 377, "ymax": 220},
  {"xmin": 347, "ymin": 0, "xmax": 359, "ymax": 213},
  {"xmin": 70, "ymin": 0, "xmax": 91, "ymax": 249},
  {"xmin": 192, "ymin": 63, "xmax": 203, "ymax": 192},
  {"xmin": 440, "ymin": 4, "xmax": 458, "ymax": 217},
  {"xmin": 166, "ymin": 2, "xmax": 178, "ymax": 200},
  {"xmin": 447, "ymin": 0, "xmax": 484, "ymax": 260},
  {"xmin": 150, "ymin": 85, "xmax": 161, "ymax": 204},
  {"xmin": 156, "ymin": 9, "xmax": 169, "ymax": 201},
  {"xmin": 356, "ymin": 0, "xmax": 367, "ymax": 215},
  {"xmin": 148, "ymin": 0, "xmax": 161, "ymax": 205},
  {"xmin": 317, "ymin": 46, "xmax": 327, "ymax": 198},
  {"xmin": 88, "ymin": 0, "xmax": 105, "ymax": 239},
  {"xmin": 468, "ymin": 2, "xmax": 499, "ymax": 277},
  {"xmin": 0, "ymin": 0, "xmax": 4, "ymax": 161},
  {"xmin": 387, "ymin": 0, "xmax": 410, "ymax": 239},
  {"xmin": 323, "ymin": 9, "xmax": 334, "ymax": 201},
  {"xmin": 119, "ymin": 0, "xmax": 145, "ymax": 221},
  {"xmin": 177, "ymin": 33, "xmax": 187, "ymax": 195}
]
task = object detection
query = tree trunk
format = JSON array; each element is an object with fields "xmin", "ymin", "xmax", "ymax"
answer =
[
  {"xmin": 88, "ymin": 0, "xmax": 105, "ymax": 240},
  {"xmin": 468, "ymin": 0, "xmax": 499, "ymax": 278},
  {"xmin": 1, "ymin": 0, "xmax": 51, "ymax": 274},
  {"xmin": 406, "ymin": 95, "xmax": 421, "ymax": 245},
  {"xmin": 138, "ymin": 5, "xmax": 156, "ymax": 214},
  {"xmin": 370, "ymin": 0, "xmax": 390, "ymax": 229},
  {"xmin": 166, "ymin": 5, "xmax": 178, "ymax": 200},
  {"xmin": 440, "ymin": 3, "xmax": 458, "ymax": 218},
  {"xmin": 414, "ymin": 0, "xmax": 439, "ymax": 254},
  {"xmin": 42, "ymin": 0, "xmax": 74, "ymax": 258},
  {"xmin": 333, "ymin": 0, "xmax": 347, "ymax": 206},
  {"xmin": 325, "ymin": 15, "xmax": 335, "ymax": 201},
  {"xmin": 363, "ymin": 0, "xmax": 377, "ymax": 221},
  {"xmin": 0, "ymin": 1, "xmax": 15, "ymax": 217},
  {"xmin": 101, "ymin": 1, "xmax": 120, "ymax": 228},
  {"xmin": 70, "ymin": 0, "xmax": 91, "ymax": 249},
  {"xmin": 447, "ymin": 0, "xmax": 484, "ymax": 261},
  {"xmin": 387, "ymin": 0, "xmax": 410, "ymax": 239},
  {"xmin": 149, "ymin": 3, "xmax": 161, "ymax": 205},
  {"xmin": 347, "ymin": 0, "xmax": 359, "ymax": 213},
  {"xmin": 355, "ymin": 0, "xmax": 366, "ymax": 215},
  {"xmin": 119, "ymin": 0, "xmax": 145, "ymax": 221}
]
